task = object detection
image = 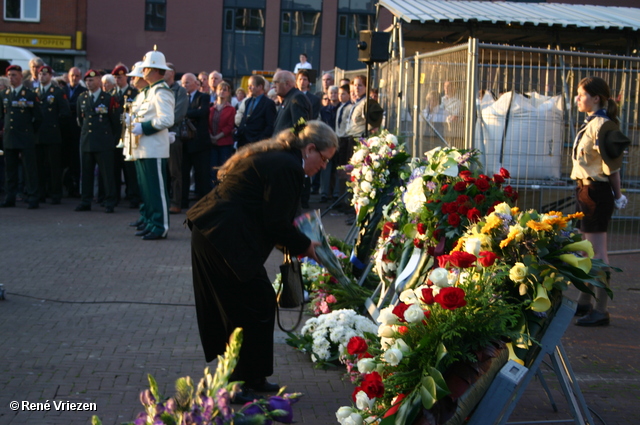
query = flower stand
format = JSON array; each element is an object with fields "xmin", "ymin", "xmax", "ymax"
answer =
[{"xmin": 466, "ymin": 296, "xmax": 594, "ymax": 425}]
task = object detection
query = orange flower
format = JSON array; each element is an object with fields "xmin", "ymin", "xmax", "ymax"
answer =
[
  {"xmin": 567, "ymin": 212, "xmax": 585, "ymax": 220},
  {"xmin": 526, "ymin": 220, "xmax": 553, "ymax": 232}
]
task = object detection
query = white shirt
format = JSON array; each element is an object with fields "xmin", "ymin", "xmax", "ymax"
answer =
[{"xmin": 293, "ymin": 61, "xmax": 312, "ymax": 74}]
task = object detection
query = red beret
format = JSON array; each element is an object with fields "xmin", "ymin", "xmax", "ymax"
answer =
[
  {"xmin": 6, "ymin": 64, "xmax": 22, "ymax": 73},
  {"xmin": 111, "ymin": 65, "xmax": 128, "ymax": 76},
  {"xmin": 38, "ymin": 65, "xmax": 54, "ymax": 75},
  {"xmin": 84, "ymin": 69, "xmax": 101, "ymax": 80}
]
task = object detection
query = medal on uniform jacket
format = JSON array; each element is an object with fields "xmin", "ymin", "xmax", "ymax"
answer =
[
  {"xmin": 18, "ymin": 98, "xmax": 27, "ymax": 108},
  {"xmin": 95, "ymin": 104, "xmax": 108, "ymax": 114},
  {"xmin": 47, "ymin": 95, "xmax": 55, "ymax": 105}
]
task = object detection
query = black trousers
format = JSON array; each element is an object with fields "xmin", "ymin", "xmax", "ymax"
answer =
[
  {"xmin": 3, "ymin": 147, "xmax": 38, "ymax": 203},
  {"xmin": 181, "ymin": 149, "xmax": 210, "ymax": 209},
  {"xmin": 80, "ymin": 150, "xmax": 116, "ymax": 208},
  {"xmin": 191, "ymin": 226, "xmax": 276, "ymax": 381},
  {"xmin": 36, "ymin": 144, "xmax": 62, "ymax": 201}
]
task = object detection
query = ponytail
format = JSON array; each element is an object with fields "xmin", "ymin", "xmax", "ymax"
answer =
[{"xmin": 606, "ymin": 98, "xmax": 619, "ymax": 125}]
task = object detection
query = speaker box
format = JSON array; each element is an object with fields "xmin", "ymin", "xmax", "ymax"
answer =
[{"xmin": 357, "ymin": 31, "xmax": 391, "ymax": 63}]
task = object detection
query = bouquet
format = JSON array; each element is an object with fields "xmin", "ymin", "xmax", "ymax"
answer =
[
  {"xmin": 92, "ymin": 328, "xmax": 301, "ymax": 425},
  {"xmin": 286, "ymin": 309, "xmax": 378, "ymax": 369}
]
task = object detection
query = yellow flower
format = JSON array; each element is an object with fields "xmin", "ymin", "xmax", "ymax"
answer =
[
  {"xmin": 451, "ymin": 238, "xmax": 465, "ymax": 252},
  {"xmin": 499, "ymin": 225, "xmax": 523, "ymax": 248},
  {"xmin": 531, "ymin": 283, "xmax": 552, "ymax": 312},
  {"xmin": 543, "ymin": 216, "xmax": 567, "ymax": 229},
  {"xmin": 567, "ymin": 212, "xmax": 585, "ymax": 220},
  {"xmin": 562, "ymin": 239, "xmax": 595, "ymax": 259},
  {"xmin": 481, "ymin": 213, "xmax": 502, "ymax": 234},
  {"xmin": 509, "ymin": 262, "xmax": 528, "ymax": 282},
  {"xmin": 558, "ymin": 253, "xmax": 592, "ymax": 274},
  {"xmin": 511, "ymin": 207, "xmax": 520, "ymax": 215},
  {"xmin": 526, "ymin": 220, "xmax": 553, "ymax": 232}
]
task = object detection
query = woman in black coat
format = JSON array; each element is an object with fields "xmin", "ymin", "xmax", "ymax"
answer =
[{"xmin": 186, "ymin": 120, "xmax": 338, "ymax": 401}]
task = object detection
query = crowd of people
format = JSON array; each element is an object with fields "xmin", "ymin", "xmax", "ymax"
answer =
[{"xmin": 0, "ymin": 51, "xmax": 386, "ymax": 233}]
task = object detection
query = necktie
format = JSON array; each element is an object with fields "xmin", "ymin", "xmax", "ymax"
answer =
[
  {"xmin": 247, "ymin": 98, "xmax": 255, "ymax": 115},
  {"xmin": 337, "ymin": 105, "xmax": 345, "ymax": 127}
]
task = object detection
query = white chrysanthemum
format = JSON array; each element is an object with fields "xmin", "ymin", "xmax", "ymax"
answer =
[
  {"xmin": 385, "ymin": 133, "xmax": 398, "ymax": 145},
  {"xmin": 351, "ymin": 149, "xmax": 368, "ymax": 164}
]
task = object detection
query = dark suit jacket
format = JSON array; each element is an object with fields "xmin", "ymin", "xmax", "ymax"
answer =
[
  {"xmin": 187, "ymin": 148, "xmax": 311, "ymax": 282},
  {"xmin": 37, "ymin": 85, "xmax": 71, "ymax": 145},
  {"xmin": 0, "ymin": 86, "xmax": 42, "ymax": 149},
  {"xmin": 184, "ymin": 91, "xmax": 211, "ymax": 153},
  {"xmin": 77, "ymin": 90, "xmax": 120, "ymax": 153},
  {"xmin": 236, "ymin": 95, "xmax": 277, "ymax": 147},
  {"xmin": 64, "ymin": 84, "xmax": 87, "ymax": 120},
  {"xmin": 305, "ymin": 91, "xmax": 321, "ymax": 119},
  {"xmin": 272, "ymin": 88, "xmax": 312, "ymax": 136}
]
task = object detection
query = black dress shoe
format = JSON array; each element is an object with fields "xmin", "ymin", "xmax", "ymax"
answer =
[
  {"xmin": 27, "ymin": 202, "xmax": 39, "ymax": 209},
  {"xmin": 129, "ymin": 220, "xmax": 143, "ymax": 227},
  {"xmin": 136, "ymin": 223, "xmax": 147, "ymax": 231},
  {"xmin": 105, "ymin": 206, "xmax": 114, "ymax": 213},
  {"xmin": 142, "ymin": 232, "xmax": 166, "ymax": 240},
  {"xmin": 245, "ymin": 378, "xmax": 281, "ymax": 393},
  {"xmin": 135, "ymin": 229, "xmax": 151, "ymax": 237},
  {"xmin": 230, "ymin": 390, "xmax": 262, "ymax": 405},
  {"xmin": 575, "ymin": 303, "xmax": 592, "ymax": 317},
  {"xmin": 74, "ymin": 204, "xmax": 91, "ymax": 211},
  {"xmin": 576, "ymin": 310, "xmax": 610, "ymax": 327},
  {"xmin": 1, "ymin": 200, "xmax": 16, "ymax": 208}
]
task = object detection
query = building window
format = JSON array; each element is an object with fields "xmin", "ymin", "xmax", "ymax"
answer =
[
  {"xmin": 224, "ymin": 8, "xmax": 264, "ymax": 33},
  {"xmin": 145, "ymin": 0, "xmax": 166, "ymax": 31},
  {"xmin": 281, "ymin": 11, "xmax": 321, "ymax": 36},
  {"xmin": 4, "ymin": 0, "xmax": 40, "ymax": 22},
  {"xmin": 337, "ymin": 13, "xmax": 373, "ymax": 38}
]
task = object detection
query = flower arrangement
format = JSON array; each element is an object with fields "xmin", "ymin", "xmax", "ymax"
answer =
[
  {"xmin": 286, "ymin": 309, "xmax": 378, "ymax": 369},
  {"xmin": 91, "ymin": 328, "xmax": 301, "ymax": 425},
  {"xmin": 345, "ymin": 130, "xmax": 410, "ymax": 225},
  {"xmin": 336, "ymin": 255, "xmax": 522, "ymax": 425}
]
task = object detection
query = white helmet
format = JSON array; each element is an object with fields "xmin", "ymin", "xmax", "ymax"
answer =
[
  {"xmin": 126, "ymin": 61, "xmax": 145, "ymax": 78},
  {"xmin": 139, "ymin": 45, "xmax": 171, "ymax": 71}
]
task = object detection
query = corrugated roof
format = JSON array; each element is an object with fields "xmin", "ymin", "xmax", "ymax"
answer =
[{"xmin": 380, "ymin": 0, "xmax": 640, "ymax": 31}]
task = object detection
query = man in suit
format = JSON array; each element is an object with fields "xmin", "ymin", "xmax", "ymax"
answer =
[
  {"xmin": 164, "ymin": 63, "xmax": 189, "ymax": 215},
  {"xmin": 0, "ymin": 65, "xmax": 43, "ymax": 209},
  {"xmin": 35, "ymin": 65, "xmax": 71, "ymax": 205},
  {"xmin": 75, "ymin": 69, "xmax": 120, "ymax": 213},
  {"xmin": 296, "ymin": 69, "xmax": 321, "ymax": 119},
  {"xmin": 62, "ymin": 67, "xmax": 87, "ymax": 197},
  {"xmin": 208, "ymin": 71, "xmax": 222, "ymax": 105},
  {"xmin": 235, "ymin": 75, "xmax": 276, "ymax": 148},
  {"xmin": 111, "ymin": 65, "xmax": 140, "ymax": 208},
  {"xmin": 180, "ymin": 73, "xmax": 211, "ymax": 210},
  {"xmin": 272, "ymin": 70, "xmax": 312, "ymax": 135}
]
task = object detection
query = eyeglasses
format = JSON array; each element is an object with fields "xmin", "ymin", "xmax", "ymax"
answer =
[{"xmin": 317, "ymin": 149, "xmax": 330, "ymax": 164}]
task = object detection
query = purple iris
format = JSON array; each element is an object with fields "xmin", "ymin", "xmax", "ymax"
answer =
[
  {"xmin": 215, "ymin": 389, "xmax": 232, "ymax": 420},
  {"xmin": 267, "ymin": 396, "xmax": 294, "ymax": 423},
  {"xmin": 134, "ymin": 412, "xmax": 148, "ymax": 425},
  {"xmin": 242, "ymin": 403, "xmax": 271, "ymax": 425},
  {"xmin": 140, "ymin": 389, "xmax": 155, "ymax": 406}
]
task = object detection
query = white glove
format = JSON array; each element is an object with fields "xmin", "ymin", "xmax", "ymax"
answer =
[
  {"xmin": 132, "ymin": 122, "xmax": 143, "ymax": 136},
  {"xmin": 124, "ymin": 113, "xmax": 132, "ymax": 126},
  {"xmin": 614, "ymin": 194, "xmax": 628, "ymax": 209},
  {"xmin": 168, "ymin": 131, "xmax": 176, "ymax": 144}
]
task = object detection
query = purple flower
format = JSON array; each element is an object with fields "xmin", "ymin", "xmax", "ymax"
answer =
[
  {"xmin": 215, "ymin": 388, "xmax": 232, "ymax": 420},
  {"xmin": 154, "ymin": 403, "xmax": 165, "ymax": 416},
  {"xmin": 267, "ymin": 396, "xmax": 294, "ymax": 423},
  {"xmin": 182, "ymin": 407, "xmax": 203, "ymax": 425},
  {"xmin": 140, "ymin": 389, "xmax": 155, "ymax": 406},
  {"xmin": 344, "ymin": 164, "xmax": 354, "ymax": 172},
  {"xmin": 165, "ymin": 398, "xmax": 177, "ymax": 414},
  {"xmin": 134, "ymin": 412, "xmax": 148, "ymax": 425},
  {"xmin": 242, "ymin": 403, "xmax": 271, "ymax": 425}
]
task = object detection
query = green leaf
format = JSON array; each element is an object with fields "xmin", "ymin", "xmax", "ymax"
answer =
[
  {"xmin": 427, "ymin": 366, "xmax": 451, "ymax": 399},
  {"xmin": 148, "ymin": 374, "xmax": 161, "ymax": 401},
  {"xmin": 403, "ymin": 222, "xmax": 417, "ymax": 239},
  {"xmin": 420, "ymin": 382, "xmax": 436, "ymax": 409},
  {"xmin": 435, "ymin": 343, "xmax": 448, "ymax": 366},
  {"xmin": 91, "ymin": 416, "xmax": 103, "ymax": 425}
]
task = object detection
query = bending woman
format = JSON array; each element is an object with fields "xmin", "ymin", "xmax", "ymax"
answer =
[
  {"xmin": 572, "ymin": 76, "xmax": 629, "ymax": 327},
  {"xmin": 186, "ymin": 120, "xmax": 338, "ymax": 400}
]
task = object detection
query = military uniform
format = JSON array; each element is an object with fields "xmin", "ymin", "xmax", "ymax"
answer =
[
  {"xmin": 36, "ymin": 82, "xmax": 71, "ymax": 203},
  {"xmin": 76, "ymin": 86, "xmax": 120, "ymax": 210},
  {"xmin": 111, "ymin": 82, "xmax": 140, "ymax": 207},
  {"xmin": 0, "ymin": 83, "xmax": 43, "ymax": 207},
  {"xmin": 131, "ymin": 78, "xmax": 175, "ymax": 238}
]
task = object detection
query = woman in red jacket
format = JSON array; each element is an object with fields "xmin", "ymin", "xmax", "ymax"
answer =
[{"xmin": 209, "ymin": 81, "xmax": 236, "ymax": 186}]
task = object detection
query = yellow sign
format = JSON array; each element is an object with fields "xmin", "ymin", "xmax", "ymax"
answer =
[{"xmin": 0, "ymin": 33, "xmax": 72, "ymax": 49}]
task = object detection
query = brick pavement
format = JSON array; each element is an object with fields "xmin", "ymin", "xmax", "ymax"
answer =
[{"xmin": 0, "ymin": 197, "xmax": 639, "ymax": 425}]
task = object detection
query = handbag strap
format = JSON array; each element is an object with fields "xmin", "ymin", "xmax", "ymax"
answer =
[{"xmin": 276, "ymin": 249, "xmax": 305, "ymax": 333}]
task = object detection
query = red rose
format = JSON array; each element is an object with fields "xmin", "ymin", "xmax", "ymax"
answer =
[
  {"xmin": 413, "ymin": 238, "xmax": 424, "ymax": 249},
  {"xmin": 417, "ymin": 223, "xmax": 427, "ymax": 235},
  {"xmin": 433, "ymin": 229, "xmax": 442, "ymax": 241},
  {"xmin": 454, "ymin": 181, "xmax": 467, "ymax": 192},
  {"xmin": 347, "ymin": 336, "xmax": 368, "ymax": 356},
  {"xmin": 500, "ymin": 167, "xmax": 511, "ymax": 178},
  {"xmin": 383, "ymin": 394, "xmax": 407, "ymax": 418},
  {"xmin": 448, "ymin": 212, "xmax": 461, "ymax": 227},
  {"xmin": 474, "ymin": 194, "xmax": 485, "ymax": 205},
  {"xmin": 478, "ymin": 174, "xmax": 490, "ymax": 180},
  {"xmin": 447, "ymin": 202, "xmax": 459, "ymax": 214},
  {"xmin": 420, "ymin": 287, "xmax": 435, "ymax": 304},
  {"xmin": 437, "ymin": 254, "xmax": 450, "ymax": 268},
  {"xmin": 457, "ymin": 194, "xmax": 470, "ymax": 204},
  {"xmin": 493, "ymin": 174, "xmax": 505, "ymax": 184},
  {"xmin": 392, "ymin": 302, "xmax": 410, "ymax": 322},
  {"xmin": 440, "ymin": 184, "xmax": 449, "ymax": 194},
  {"xmin": 467, "ymin": 207, "xmax": 481, "ymax": 222},
  {"xmin": 398, "ymin": 326, "xmax": 409, "ymax": 335},
  {"xmin": 457, "ymin": 205, "xmax": 469, "ymax": 215},
  {"xmin": 475, "ymin": 178, "xmax": 490, "ymax": 192},
  {"xmin": 382, "ymin": 222, "xmax": 397, "ymax": 239},
  {"xmin": 434, "ymin": 287, "xmax": 467, "ymax": 310},
  {"xmin": 504, "ymin": 185, "xmax": 518, "ymax": 201},
  {"xmin": 360, "ymin": 372, "xmax": 385, "ymax": 399},
  {"xmin": 478, "ymin": 251, "xmax": 499, "ymax": 267},
  {"xmin": 448, "ymin": 251, "xmax": 476, "ymax": 268}
]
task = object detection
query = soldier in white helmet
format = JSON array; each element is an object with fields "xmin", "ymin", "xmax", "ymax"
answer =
[{"xmin": 127, "ymin": 48, "xmax": 175, "ymax": 240}]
